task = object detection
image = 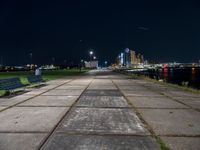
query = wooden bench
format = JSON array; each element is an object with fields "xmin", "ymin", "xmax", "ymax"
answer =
[
  {"xmin": 27, "ymin": 75, "xmax": 45, "ymax": 84},
  {"xmin": 0, "ymin": 77, "xmax": 27, "ymax": 92}
]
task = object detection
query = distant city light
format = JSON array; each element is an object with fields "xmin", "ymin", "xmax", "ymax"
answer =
[
  {"xmin": 124, "ymin": 48, "xmax": 129, "ymax": 53},
  {"xmin": 120, "ymin": 53, "xmax": 124, "ymax": 64},
  {"xmin": 93, "ymin": 56, "xmax": 96, "ymax": 59}
]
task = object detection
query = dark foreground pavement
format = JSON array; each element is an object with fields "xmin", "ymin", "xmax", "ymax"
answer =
[{"xmin": 0, "ymin": 70, "xmax": 200, "ymax": 150}]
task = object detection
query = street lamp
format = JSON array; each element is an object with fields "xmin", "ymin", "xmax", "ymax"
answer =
[
  {"xmin": 89, "ymin": 51, "xmax": 93, "ymax": 55},
  {"xmin": 105, "ymin": 61, "xmax": 108, "ymax": 67},
  {"xmin": 89, "ymin": 50, "xmax": 94, "ymax": 68},
  {"xmin": 93, "ymin": 56, "xmax": 96, "ymax": 60}
]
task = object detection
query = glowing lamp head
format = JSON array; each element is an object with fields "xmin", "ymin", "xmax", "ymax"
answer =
[{"xmin": 89, "ymin": 51, "xmax": 93, "ymax": 55}]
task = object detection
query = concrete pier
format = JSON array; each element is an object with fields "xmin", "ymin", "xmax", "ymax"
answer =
[{"xmin": 0, "ymin": 70, "xmax": 199, "ymax": 150}]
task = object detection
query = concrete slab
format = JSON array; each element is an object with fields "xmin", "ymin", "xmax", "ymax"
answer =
[
  {"xmin": 161, "ymin": 136, "xmax": 200, "ymax": 150},
  {"xmin": 68, "ymin": 80, "xmax": 91, "ymax": 86},
  {"xmin": 172, "ymin": 97, "xmax": 200, "ymax": 109},
  {"xmin": 118, "ymin": 85, "xmax": 147, "ymax": 90},
  {"xmin": 92, "ymin": 79, "xmax": 113, "ymax": 83},
  {"xmin": 89, "ymin": 83, "xmax": 114, "ymax": 86},
  {"xmin": 122, "ymin": 90, "xmax": 162, "ymax": 97},
  {"xmin": 162, "ymin": 91, "xmax": 200, "ymax": 98},
  {"xmin": 55, "ymin": 85, "xmax": 86, "ymax": 90},
  {"xmin": 127, "ymin": 96, "xmax": 188, "ymax": 108},
  {"xmin": 42, "ymin": 134, "xmax": 160, "ymax": 150},
  {"xmin": 143, "ymin": 84, "xmax": 171, "ymax": 91},
  {"xmin": 0, "ymin": 95, "xmax": 34, "ymax": 106},
  {"xmin": 18, "ymin": 96, "xmax": 78, "ymax": 107},
  {"xmin": 0, "ymin": 107, "xmax": 69, "ymax": 132},
  {"xmin": 112, "ymin": 79, "xmax": 135, "ymax": 84},
  {"xmin": 87, "ymin": 85, "xmax": 117, "ymax": 90},
  {"xmin": 76, "ymin": 96, "xmax": 130, "ymax": 108},
  {"xmin": 39, "ymin": 85, "xmax": 59, "ymax": 90},
  {"xmin": 83, "ymin": 90, "xmax": 123, "ymax": 96},
  {"xmin": 0, "ymin": 133, "xmax": 46, "ymax": 150},
  {"xmin": 57, "ymin": 108, "xmax": 149, "ymax": 135},
  {"xmin": 114, "ymin": 83, "xmax": 138, "ymax": 86},
  {"xmin": 137, "ymin": 109, "xmax": 200, "ymax": 135},
  {"xmin": 24, "ymin": 89, "xmax": 48, "ymax": 95},
  {"xmin": 46, "ymin": 80, "xmax": 71, "ymax": 85},
  {"xmin": 42, "ymin": 89, "xmax": 83, "ymax": 96}
]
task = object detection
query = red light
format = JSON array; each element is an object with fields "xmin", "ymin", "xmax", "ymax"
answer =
[{"xmin": 163, "ymin": 64, "xmax": 167, "ymax": 68}]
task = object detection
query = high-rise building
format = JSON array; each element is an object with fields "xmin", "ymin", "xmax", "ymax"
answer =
[
  {"xmin": 124, "ymin": 48, "xmax": 131, "ymax": 67},
  {"xmin": 130, "ymin": 50, "xmax": 137, "ymax": 65},
  {"xmin": 116, "ymin": 48, "xmax": 145, "ymax": 67}
]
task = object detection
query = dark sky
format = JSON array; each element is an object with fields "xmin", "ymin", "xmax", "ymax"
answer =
[{"xmin": 0, "ymin": 0, "xmax": 200, "ymax": 65}]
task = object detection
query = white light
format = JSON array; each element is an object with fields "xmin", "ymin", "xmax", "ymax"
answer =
[
  {"xmin": 89, "ymin": 51, "xmax": 93, "ymax": 55},
  {"xmin": 93, "ymin": 56, "xmax": 96, "ymax": 59}
]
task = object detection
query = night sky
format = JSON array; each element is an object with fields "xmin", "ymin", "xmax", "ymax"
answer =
[{"xmin": 0, "ymin": 0, "xmax": 200, "ymax": 66}]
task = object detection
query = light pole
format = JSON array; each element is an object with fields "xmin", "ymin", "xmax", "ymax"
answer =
[
  {"xmin": 89, "ymin": 50, "xmax": 93, "ymax": 68},
  {"xmin": 105, "ymin": 61, "xmax": 108, "ymax": 67},
  {"xmin": 89, "ymin": 50, "xmax": 93, "ymax": 59},
  {"xmin": 80, "ymin": 59, "xmax": 84, "ymax": 72},
  {"xmin": 29, "ymin": 53, "xmax": 33, "ymax": 70}
]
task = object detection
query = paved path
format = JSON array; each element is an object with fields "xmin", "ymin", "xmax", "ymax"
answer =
[{"xmin": 0, "ymin": 70, "xmax": 200, "ymax": 150}]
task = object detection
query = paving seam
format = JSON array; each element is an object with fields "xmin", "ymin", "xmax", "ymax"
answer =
[
  {"xmin": 158, "ymin": 134, "xmax": 200, "ymax": 137},
  {"xmin": 111, "ymin": 79, "xmax": 164, "ymax": 148},
  {"xmin": 139, "ymin": 84, "xmax": 200, "ymax": 112},
  {"xmin": 0, "ymin": 78, "xmax": 77, "ymax": 113},
  {"xmin": 54, "ymin": 132, "xmax": 153, "ymax": 137},
  {"xmin": 0, "ymin": 131, "xmax": 49, "ymax": 133},
  {"xmin": 38, "ymin": 77, "xmax": 94, "ymax": 150},
  {"xmin": 121, "ymin": 76, "xmax": 200, "ymax": 110},
  {"xmin": 131, "ymin": 107, "xmax": 191, "ymax": 109},
  {"xmin": 75, "ymin": 106, "xmax": 132, "ymax": 109},
  {"xmin": 54, "ymin": 131, "xmax": 150, "ymax": 136},
  {"xmin": 121, "ymin": 82, "xmax": 197, "ymax": 109},
  {"xmin": 15, "ymin": 105, "xmax": 70, "ymax": 107}
]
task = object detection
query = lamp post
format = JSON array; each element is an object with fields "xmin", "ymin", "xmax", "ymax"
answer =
[
  {"xmin": 105, "ymin": 61, "xmax": 108, "ymax": 67},
  {"xmin": 89, "ymin": 50, "xmax": 93, "ymax": 68},
  {"xmin": 29, "ymin": 53, "xmax": 33, "ymax": 70},
  {"xmin": 89, "ymin": 51, "xmax": 93, "ymax": 59},
  {"xmin": 80, "ymin": 59, "xmax": 84, "ymax": 72}
]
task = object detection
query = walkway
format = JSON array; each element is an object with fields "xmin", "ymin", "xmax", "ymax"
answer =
[{"xmin": 0, "ymin": 70, "xmax": 199, "ymax": 150}]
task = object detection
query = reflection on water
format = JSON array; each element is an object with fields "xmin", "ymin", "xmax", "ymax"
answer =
[
  {"xmin": 191, "ymin": 67, "xmax": 195, "ymax": 81},
  {"xmin": 139, "ymin": 67, "xmax": 200, "ymax": 89},
  {"xmin": 163, "ymin": 68, "xmax": 167, "ymax": 81}
]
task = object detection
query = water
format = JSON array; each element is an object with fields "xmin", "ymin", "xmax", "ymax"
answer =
[{"xmin": 135, "ymin": 68, "xmax": 200, "ymax": 89}]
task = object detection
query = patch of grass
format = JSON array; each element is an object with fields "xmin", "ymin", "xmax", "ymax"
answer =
[
  {"xmin": 41, "ymin": 69, "xmax": 88, "ymax": 81},
  {"xmin": 155, "ymin": 136, "xmax": 170, "ymax": 150},
  {"xmin": 0, "ymin": 69, "xmax": 89, "ymax": 97}
]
